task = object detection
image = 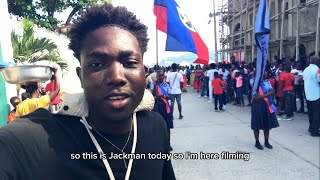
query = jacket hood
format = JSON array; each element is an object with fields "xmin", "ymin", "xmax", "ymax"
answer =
[{"xmin": 56, "ymin": 89, "xmax": 154, "ymax": 117}]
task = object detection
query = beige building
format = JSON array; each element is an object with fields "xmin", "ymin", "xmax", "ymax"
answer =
[{"xmin": 219, "ymin": 0, "xmax": 320, "ymax": 63}]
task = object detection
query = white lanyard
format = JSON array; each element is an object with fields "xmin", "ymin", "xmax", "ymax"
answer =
[{"xmin": 80, "ymin": 113, "xmax": 138, "ymax": 180}]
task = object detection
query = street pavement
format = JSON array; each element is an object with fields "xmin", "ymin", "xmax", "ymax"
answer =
[{"xmin": 170, "ymin": 87, "xmax": 319, "ymax": 180}]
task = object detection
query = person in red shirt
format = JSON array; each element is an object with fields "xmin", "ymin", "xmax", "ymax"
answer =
[
  {"xmin": 45, "ymin": 75, "xmax": 62, "ymax": 112},
  {"xmin": 212, "ymin": 72, "xmax": 223, "ymax": 111},
  {"xmin": 279, "ymin": 65, "xmax": 295, "ymax": 120}
]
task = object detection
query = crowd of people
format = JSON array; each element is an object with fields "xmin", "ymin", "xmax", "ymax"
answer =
[
  {"xmin": 0, "ymin": 2, "xmax": 318, "ymax": 178},
  {"xmin": 6, "ymin": 67, "xmax": 61, "ymax": 123},
  {"xmin": 145, "ymin": 55, "xmax": 320, "ymax": 140}
]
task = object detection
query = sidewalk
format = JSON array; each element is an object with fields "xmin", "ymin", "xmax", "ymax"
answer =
[{"xmin": 170, "ymin": 87, "xmax": 319, "ymax": 180}]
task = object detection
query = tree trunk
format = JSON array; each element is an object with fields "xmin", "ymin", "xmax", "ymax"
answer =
[{"xmin": 66, "ymin": 6, "xmax": 81, "ymax": 25}]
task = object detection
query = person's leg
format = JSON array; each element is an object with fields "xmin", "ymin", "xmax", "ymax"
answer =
[
  {"xmin": 214, "ymin": 94, "xmax": 218, "ymax": 110},
  {"xmin": 222, "ymin": 92, "xmax": 227, "ymax": 106},
  {"xmin": 297, "ymin": 85, "xmax": 304, "ymax": 112},
  {"xmin": 306, "ymin": 100, "xmax": 313, "ymax": 132},
  {"xmin": 284, "ymin": 91, "xmax": 291, "ymax": 117},
  {"xmin": 200, "ymin": 80, "xmax": 205, "ymax": 96},
  {"xmin": 287, "ymin": 91, "xmax": 294, "ymax": 117},
  {"xmin": 240, "ymin": 87, "xmax": 245, "ymax": 106},
  {"xmin": 171, "ymin": 95, "xmax": 176, "ymax": 115},
  {"xmin": 209, "ymin": 82, "xmax": 213, "ymax": 101},
  {"xmin": 294, "ymin": 85, "xmax": 298, "ymax": 112},
  {"xmin": 310, "ymin": 99, "xmax": 320, "ymax": 136},
  {"xmin": 254, "ymin": 130, "xmax": 263, "ymax": 149},
  {"xmin": 263, "ymin": 129, "xmax": 272, "ymax": 149},
  {"xmin": 176, "ymin": 94, "xmax": 183, "ymax": 119},
  {"xmin": 218, "ymin": 94, "xmax": 223, "ymax": 110},
  {"xmin": 235, "ymin": 88, "xmax": 240, "ymax": 105},
  {"xmin": 206, "ymin": 79, "xmax": 209, "ymax": 97}
]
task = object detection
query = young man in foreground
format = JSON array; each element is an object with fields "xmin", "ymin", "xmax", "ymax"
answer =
[{"xmin": 0, "ymin": 4, "xmax": 175, "ymax": 180}]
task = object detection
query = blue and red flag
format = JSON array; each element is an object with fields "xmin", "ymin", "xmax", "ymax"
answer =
[
  {"xmin": 154, "ymin": 0, "xmax": 209, "ymax": 65},
  {"xmin": 253, "ymin": 0, "xmax": 270, "ymax": 96}
]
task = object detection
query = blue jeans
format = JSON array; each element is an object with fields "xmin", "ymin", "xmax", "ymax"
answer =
[
  {"xmin": 222, "ymin": 92, "xmax": 227, "ymax": 105},
  {"xmin": 171, "ymin": 94, "xmax": 182, "ymax": 103},
  {"xmin": 236, "ymin": 87, "xmax": 244, "ymax": 105},
  {"xmin": 201, "ymin": 78, "xmax": 209, "ymax": 96},
  {"xmin": 284, "ymin": 90, "xmax": 295, "ymax": 117}
]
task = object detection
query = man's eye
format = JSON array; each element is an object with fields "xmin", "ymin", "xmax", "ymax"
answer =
[
  {"xmin": 123, "ymin": 61, "xmax": 138, "ymax": 68},
  {"xmin": 88, "ymin": 63, "xmax": 104, "ymax": 68}
]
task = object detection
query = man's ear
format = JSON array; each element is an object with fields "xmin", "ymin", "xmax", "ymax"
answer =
[{"xmin": 76, "ymin": 67, "xmax": 83, "ymax": 88}]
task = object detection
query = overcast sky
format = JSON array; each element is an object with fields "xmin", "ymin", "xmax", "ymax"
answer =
[
  {"xmin": 57, "ymin": 0, "xmax": 225, "ymax": 65},
  {"xmin": 112, "ymin": 0, "xmax": 225, "ymax": 65}
]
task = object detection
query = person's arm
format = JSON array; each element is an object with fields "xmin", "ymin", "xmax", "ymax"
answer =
[
  {"xmin": 165, "ymin": 85, "xmax": 172, "ymax": 100},
  {"xmin": 179, "ymin": 74, "xmax": 183, "ymax": 90},
  {"xmin": 254, "ymin": 89, "xmax": 275, "ymax": 100},
  {"xmin": 48, "ymin": 67, "xmax": 60, "ymax": 102}
]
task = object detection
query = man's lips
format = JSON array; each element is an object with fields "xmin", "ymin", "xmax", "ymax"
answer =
[
  {"xmin": 104, "ymin": 93, "xmax": 130, "ymax": 100},
  {"xmin": 103, "ymin": 93, "xmax": 131, "ymax": 109},
  {"xmin": 106, "ymin": 95, "xmax": 128, "ymax": 100}
]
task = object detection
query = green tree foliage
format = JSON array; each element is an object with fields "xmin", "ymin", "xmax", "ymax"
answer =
[
  {"xmin": 11, "ymin": 19, "xmax": 68, "ymax": 72},
  {"xmin": 8, "ymin": 0, "xmax": 112, "ymax": 29}
]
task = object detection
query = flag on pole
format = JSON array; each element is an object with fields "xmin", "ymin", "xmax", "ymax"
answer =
[
  {"xmin": 253, "ymin": 0, "xmax": 270, "ymax": 96},
  {"xmin": 154, "ymin": 0, "xmax": 209, "ymax": 65}
]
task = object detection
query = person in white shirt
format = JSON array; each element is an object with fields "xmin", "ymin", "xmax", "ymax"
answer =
[
  {"xmin": 166, "ymin": 63, "xmax": 184, "ymax": 119},
  {"xmin": 218, "ymin": 65, "xmax": 230, "ymax": 81},
  {"xmin": 291, "ymin": 62, "xmax": 304, "ymax": 112},
  {"xmin": 207, "ymin": 63, "xmax": 218, "ymax": 102}
]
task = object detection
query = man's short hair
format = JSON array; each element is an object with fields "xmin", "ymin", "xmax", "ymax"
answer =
[
  {"xmin": 310, "ymin": 55, "xmax": 319, "ymax": 64},
  {"xmin": 172, "ymin": 63, "xmax": 178, "ymax": 70},
  {"xmin": 209, "ymin": 63, "xmax": 216, "ymax": 69},
  {"xmin": 285, "ymin": 64, "xmax": 291, "ymax": 72},
  {"xmin": 68, "ymin": 3, "xmax": 149, "ymax": 61}
]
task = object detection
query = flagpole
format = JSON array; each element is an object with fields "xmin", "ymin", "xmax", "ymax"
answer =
[
  {"xmin": 156, "ymin": 28, "xmax": 159, "ymax": 68},
  {"xmin": 213, "ymin": 0, "xmax": 218, "ymax": 63},
  {"xmin": 155, "ymin": 6, "xmax": 159, "ymax": 98},
  {"xmin": 279, "ymin": 0, "xmax": 286, "ymax": 59},
  {"xmin": 316, "ymin": 0, "xmax": 320, "ymax": 54}
]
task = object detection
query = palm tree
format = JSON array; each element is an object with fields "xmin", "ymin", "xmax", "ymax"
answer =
[{"xmin": 11, "ymin": 18, "xmax": 68, "ymax": 72}]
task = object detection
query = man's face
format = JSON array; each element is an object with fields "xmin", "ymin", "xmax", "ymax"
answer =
[{"xmin": 77, "ymin": 26, "xmax": 145, "ymax": 122}]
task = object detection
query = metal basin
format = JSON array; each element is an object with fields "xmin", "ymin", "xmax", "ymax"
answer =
[{"xmin": 0, "ymin": 65, "xmax": 52, "ymax": 84}]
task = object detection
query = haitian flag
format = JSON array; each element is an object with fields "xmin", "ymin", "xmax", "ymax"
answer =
[
  {"xmin": 253, "ymin": 0, "xmax": 270, "ymax": 96},
  {"xmin": 154, "ymin": 0, "xmax": 209, "ymax": 65}
]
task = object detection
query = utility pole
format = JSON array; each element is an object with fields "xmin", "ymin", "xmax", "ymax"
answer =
[
  {"xmin": 316, "ymin": 0, "xmax": 320, "ymax": 54},
  {"xmin": 221, "ymin": 0, "xmax": 225, "ymax": 62},
  {"xmin": 213, "ymin": 0, "xmax": 218, "ymax": 63},
  {"xmin": 295, "ymin": 0, "xmax": 300, "ymax": 61},
  {"xmin": 244, "ymin": 0, "xmax": 249, "ymax": 63},
  {"xmin": 231, "ymin": 0, "xmax": 236, "ymax": 60},
  {"xmin": 239, "ymin": 1, "xmax": 243, "ymax": 62},
  {"xmin": 251, "ymin": 0, "xmax": 257, "ymax": 62},
  {"xmin": 280, "ymin": 0, "xmax": 286, "ymax": 59}
]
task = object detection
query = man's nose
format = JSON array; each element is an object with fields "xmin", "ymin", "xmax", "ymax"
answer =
[{"xmin": 106, "ymin": 62, "xmax": 127, "ymax": 86}]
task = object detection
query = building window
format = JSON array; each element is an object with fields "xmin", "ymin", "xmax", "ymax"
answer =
[
  {"xmin": 285, "ymin": 2, "xmax": 289, "ymax": 19},
  {"xmin": 300, "ymin": 0, "xmax": 306, "ymax": 4},
  {"xmin": 249, "ymin": 13, "xmax": 253, "ymax": 26},
  {"xmin": 234, "ymin": 23, "xmax": 241, "ymax": 32}
]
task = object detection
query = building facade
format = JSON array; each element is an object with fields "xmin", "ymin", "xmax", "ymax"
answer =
[{"xmin": 221, "ymin": 0, "xmax": 320, "ymax": 63}]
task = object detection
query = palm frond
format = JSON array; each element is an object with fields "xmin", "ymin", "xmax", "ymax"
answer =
[{"xmin": 11, "ymin": 18, "xmax": 68, "ymax": 73}]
